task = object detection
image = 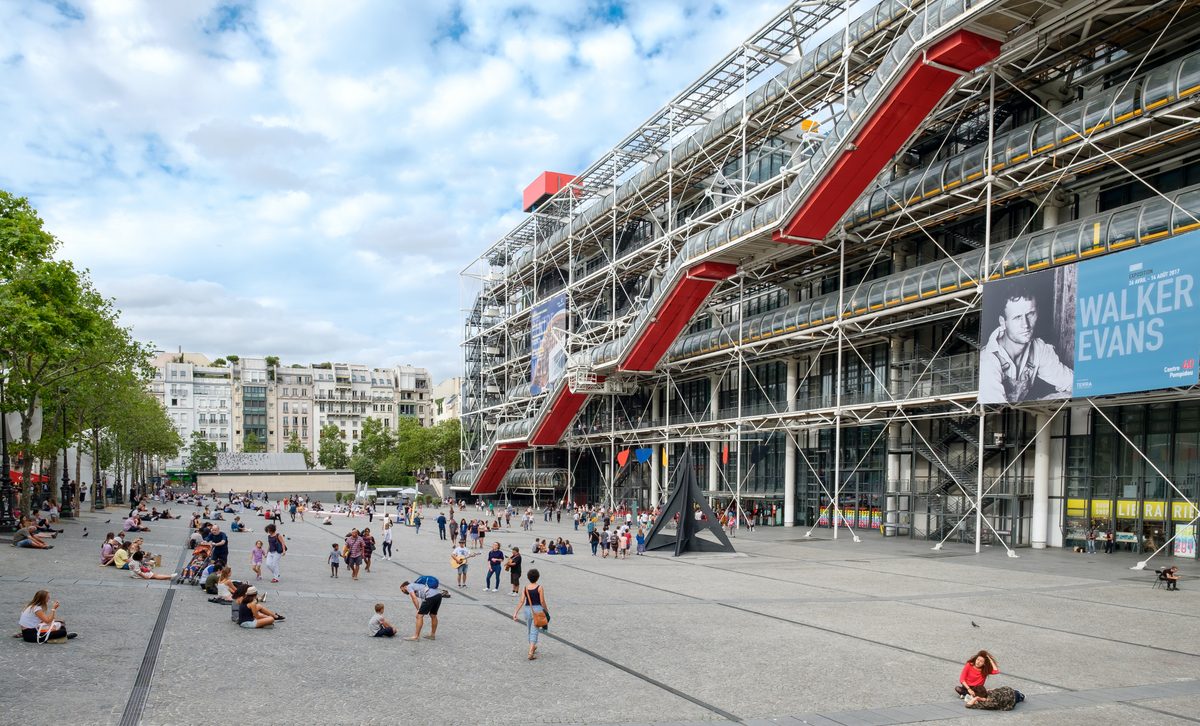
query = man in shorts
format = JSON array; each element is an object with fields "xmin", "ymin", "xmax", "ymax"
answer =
[
  {"xmin": 345, "ymin": 529, "xmax": 365, "ymax": 580},
  {"xmin": 452, "ymin": 542, "xmax": 471, "ymax": 587},
  {"xmin": 400, "ymin": 578, "xmax": 446, "ymax": 641}
]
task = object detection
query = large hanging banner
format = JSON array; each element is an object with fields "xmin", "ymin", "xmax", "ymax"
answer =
[
  {"xmin": 979, "ymin": 233, "xmax": 1200, "ymax": 403},
  {"xmin": 530, "ymin": 291, "xmax": 568, "ymax": 395}
]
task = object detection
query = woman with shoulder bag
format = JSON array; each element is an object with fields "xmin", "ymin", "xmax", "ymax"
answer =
[
  {"xmin": 512, "ymin": 568, "xmax": 549, "ymax": 660},
  {"xmin": 18, "ymin": 590, "xmax": 76, "ymax": 642}
]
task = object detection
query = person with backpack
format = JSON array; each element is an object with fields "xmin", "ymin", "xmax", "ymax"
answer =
[{"xmin": 400, "ymin": 576, "xmax": 447, "ymax": 641}]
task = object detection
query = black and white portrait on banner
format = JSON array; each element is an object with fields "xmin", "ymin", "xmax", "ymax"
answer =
[{"xmin": 978, "ymin": 265, "xmax": 1076, "ymax": 404}]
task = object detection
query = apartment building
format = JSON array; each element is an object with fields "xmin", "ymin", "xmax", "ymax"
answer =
[
  {"xmin": 153, "ymin": 352, "xmax": 432, "ymax": 461},
  {"xmin": 433, "ymin": 377, "xmax": 462, "ymax": 423}
]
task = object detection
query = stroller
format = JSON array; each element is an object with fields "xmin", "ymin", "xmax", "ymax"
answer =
[{"xmin": 180, "ymin": 543, "xmax": 213, "ymax": 585}]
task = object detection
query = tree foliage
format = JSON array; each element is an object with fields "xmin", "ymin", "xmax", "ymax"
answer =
[
  {"xmin": 317, "ymin": 423, "xmax": 349, "ymax": 469},
  {"xmin": 243, "ymin": 431, "xmax": 265, "ymax": 453},
  {"xmin": 186, "ymin": 430, "xmax": 219, "ymax": 471},
  {"xmin": 284, "ymin": 432, "xmax": 313, "ymax": 468},
  {"xmin": 0, "ymin": 190, "xmax": 179, "ymax": 511}
]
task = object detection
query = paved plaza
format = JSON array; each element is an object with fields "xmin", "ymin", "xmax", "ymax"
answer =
[{"xmin": 3, "ymin": 507, "xmax": 1200, "ymax": 725}]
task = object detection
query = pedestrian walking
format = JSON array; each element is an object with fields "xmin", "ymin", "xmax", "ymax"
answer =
[
  {"xmin": 636, "ymin": 527, "xmax": 646, "ymax": 555},
  {"xmin": 345, "ymin": 528, "xmax": 365, "ymax": 580},
  {"xmin": 362, "ymin": 528, "xmax": 376, "ymax": 573},
  {"xmin": 251, "ymin": 540, "xmax": 265, "ymax": 580},
  {"xmin": 328, "ymin": 543, "xmax": 340, "ymax": 577},
  {"xmin": 1086, "ymin": 525, "xmax": 1097, "ymax": 554},
  {"xmin": 382, "ymin": 522, "xmax": 394, "ymax": 560},
  {"xmin": 485, "ymin": 542, "xmax": 505, "ymax": 592},
  {"xmin": 589, "ymin": 529, "xmax": 600, "ymax": 556},
  {"xmin": 414, "ymin": 512, "xmax": 422, "ymax": 535},
  {"xmin": 265, "ymin": 523, "xmax": 286, "ymax": 583},
  {"xmin": 437, "ymin": 512, "xmax": 447, "ymax": 540},
  {"xmin": 512, "ymin": 568, "xmax": 549, "ymax": 660},
  {"xmin": 1105, "ymin": 529, "xmax": 1114, "ymax": 554},
  {"xmin": 289, "ymin": 500, "xmax": 297, "ymax": 522},
  {"xmin": 400, "ymin": 577, "xmax": 446, "ymax": 641}
]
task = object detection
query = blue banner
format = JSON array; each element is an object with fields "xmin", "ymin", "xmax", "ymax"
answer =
[
  {"xmin": 530, "ymin": 291, "xmax": 568, "ymax": 395},
  {"xmin": 1073, "ymin": 234, "xmax": 1199, "ymax": 397}
]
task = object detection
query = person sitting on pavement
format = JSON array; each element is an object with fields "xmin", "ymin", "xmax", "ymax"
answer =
[
  {"xmin": 12, "ymin": 517, "xmax": 53, "ymax": 549},
  {"xmin": 34, "ymin": 516, "xmax": 63, "ymax": 535},
  {"xmin": 123, "ymin": 514, "xmax": 150, "ymax": 533},
  {"xmin": 369, "ymin": 603, "xmax": 396, "ymax": 637},
  {"xmin": 130, "ymin": 551, "xmax": 176, "ymax": 581},
  {"xmin": 99, "ymin": 533, "xmax": 118, "ymax": 565},
  {"xmin": 229, "ymin": 516, "xmax": 250, "ymax": 533},
  {"xmin": 235, "ymin": 585, "xmax": 283, "ymax": 628},
  {"xmin": 18, "ymin": 590, "xmax": 76, "ymax": 643}
]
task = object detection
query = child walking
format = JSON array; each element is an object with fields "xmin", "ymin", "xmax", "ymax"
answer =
[
  {"xmin": 328, "ymin": 543, "xmax": 340, "ymax": 578},
  {"xmin": 251, "ymin": 540, "xmax": 265, "ymax": 580}
]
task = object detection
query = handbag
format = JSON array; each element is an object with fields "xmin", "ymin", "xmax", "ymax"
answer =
[{"xmin": 525, "ymin": 586, "xmax": 549, "ymax": 629}]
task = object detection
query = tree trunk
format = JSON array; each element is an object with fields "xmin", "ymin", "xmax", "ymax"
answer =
[
  {"xmin": 73, "ymin": 442, "xmax": 82, "ymax": 518},
  {"xmin": 18, "ymin": 418, "xmax": 33, "ymax": 516}
]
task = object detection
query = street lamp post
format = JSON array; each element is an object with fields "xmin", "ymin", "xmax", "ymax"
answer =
[
  {"xmin": 59, "ymin": 394, "xmax": 73, "ymax": 518},
  {"xmin": 0, "ymin": 373, "xmax": 15, "ymax": 532}
]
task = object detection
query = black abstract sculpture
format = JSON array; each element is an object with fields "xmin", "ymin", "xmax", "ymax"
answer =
[{"xmin": 644, "ymin": 451, "xmax": 735, "ymax": 556}]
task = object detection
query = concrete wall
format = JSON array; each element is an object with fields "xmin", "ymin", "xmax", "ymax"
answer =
[{"xmin": 196, "ymin": 470, "xmax": 355, "ymax": 494}]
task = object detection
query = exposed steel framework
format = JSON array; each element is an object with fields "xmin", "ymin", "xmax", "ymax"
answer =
[{"xmin": 459, "ymin": 0, "xmax": 1200, "ymax": 557}]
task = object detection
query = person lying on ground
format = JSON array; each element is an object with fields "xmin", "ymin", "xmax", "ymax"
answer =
[
  {"xmin": 965, "ymin": 686, "xmax": 1023, "ymax": 710},
  {"xmin": 130, "ymin": 551, "xmax": 176, "ymax": 581}
]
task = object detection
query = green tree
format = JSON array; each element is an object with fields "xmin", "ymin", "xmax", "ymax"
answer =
[
  {"xmin": 284, "ymin": 431, "xmax": 313, "ymax": 468},
  {"xmin": 432, "ymin": 418, "xmax": 462, "ymax": 472},
  {"xmin": 317, "ymin": 423, "xmax": 349, "ymax": 469},
  {"xmin": 225, "ymin": 354, "xmax": 239, "ymax": 364},
  {"xmin": 0, "ymin": 193, "xmax": 142, "ymax": 512},
  {"xmin": 212, "ymin": 357, "xmax": 227, "ymax": 367},
  {"xmin": 243, "ymin": 431, "xmax": 265, "ymax": 453},
  {"xmin": 264, "ymin": 355, "xmax": 280, "ymax": 368},
  {"xmin": 186, "ymin": 430, "xmax": 219, "ymax": 471}
]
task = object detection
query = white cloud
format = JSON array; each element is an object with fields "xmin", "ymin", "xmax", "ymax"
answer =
[{"xmin": 0, "ymin": 0, "xmax": 785, "ymax": 380}]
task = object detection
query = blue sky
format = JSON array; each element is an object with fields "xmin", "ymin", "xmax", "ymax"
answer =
[{"xmin": 0, "ymin": 0, "xmax": 781, "ymax": 381}]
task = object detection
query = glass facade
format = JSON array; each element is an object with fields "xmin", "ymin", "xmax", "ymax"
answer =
[{"xmin": 1063, "ymin": 401, "xmax": 1200, "ymax": 554}]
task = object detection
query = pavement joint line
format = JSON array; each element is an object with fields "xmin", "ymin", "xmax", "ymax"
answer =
[
  {"xmin": 118, "ymin": 535, "xmax": 192, "ymax": 726},
  {"xmin": 1037, "ymin": 589, "xmax": 1200, "ymax": 620},
  {"xmin": 1127, "ymin": 702, "xmax": 1200, "ymax": 723},
  {"xmin": 906, "ymin": 600, "xmax": 1200, "ymax": 659},
  {"xmin": 302, "ymin": 519, "xmax": 744, "ymax": 724},
  {"xmin": 712, "ymin": 601, "xmax": 1070, "ymax": 692}
]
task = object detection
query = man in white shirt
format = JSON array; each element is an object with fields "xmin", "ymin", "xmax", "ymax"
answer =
[{"xmin": 979, "ymin": 289, "xmax": 1073, "ymax": 403}]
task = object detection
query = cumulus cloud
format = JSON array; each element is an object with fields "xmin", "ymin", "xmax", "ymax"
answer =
[{"xmin": 0, "ymin": 0, "xmax": 786, "ymax": 380}]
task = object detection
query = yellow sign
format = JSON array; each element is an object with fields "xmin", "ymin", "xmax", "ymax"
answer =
[
  {"xmin": 1173, "ymin": 501, "xmax": 1199, "ymax": 521},
  {"xmin": 1143, "ymin": 501, "xmax": 1166, "ymax": 520},
  {"xmin": 1116, "ymin": 500, "xmax": 1139, "ymax": 519},
  {"xmin": 1066, "ymin": 498, "xmax": 1087, "ymax": 517},
  {"xmin": 1091, "ymin": 500, "xmax": 1111, "ymax": 518}
]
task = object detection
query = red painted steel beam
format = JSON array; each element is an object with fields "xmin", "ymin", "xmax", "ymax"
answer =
[
  {"xmin": 529, "ymin": 380, "xmax": 600, "ymax": 446},
  {"xmin": 621, "ymin": 261, "xmax": 738, "ymax": 371},
  {"xmin": 471, "ymin": 442, "xmax": 527, "ymax": 495},
  {"xmin": 774, "ymin": 30, "xmax": 1000, "ymax": 244}
]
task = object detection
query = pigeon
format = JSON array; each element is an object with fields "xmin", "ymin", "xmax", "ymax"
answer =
[
  {"xmin": 971, "ymin": 621, "xmax": 980, "ymax": 628},
  {"xmin": 82, "ymin": 529, "xmax": 88, "ymax": 538},
  {"xmin": 105, "ymin": 520, "xmax": 111, "ymax": 523}
]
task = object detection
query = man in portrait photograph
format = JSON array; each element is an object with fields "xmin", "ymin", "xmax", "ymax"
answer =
[{"xmin": 978, "ymin": 268, "xmax": 1074, "ymax": 404}]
